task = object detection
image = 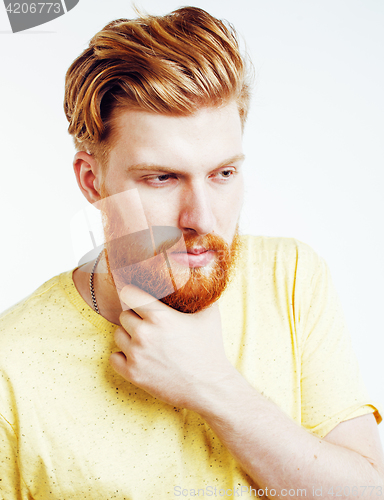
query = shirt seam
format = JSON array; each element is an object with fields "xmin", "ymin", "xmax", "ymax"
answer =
[{"xmin": 0, "ymin": 412, "xmax": 34, "ymax": 498}]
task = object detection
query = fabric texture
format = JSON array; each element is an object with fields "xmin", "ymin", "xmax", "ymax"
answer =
[{"xmin": 0, "ymin": 235, "xmax": 381, "ymax": 499}]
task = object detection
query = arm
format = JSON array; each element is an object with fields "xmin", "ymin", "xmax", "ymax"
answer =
[
  {"xmin": 111, "ymin": 285, "xmax": 384, "ymax": 499},
  {"xmin": 196, "ymin": 367, "xmax": 384, "ymax": 499}
]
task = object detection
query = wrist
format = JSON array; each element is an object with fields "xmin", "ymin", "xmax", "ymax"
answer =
[{"xmin": 190, "ymin": 363, "xmax": 255, "ymax": 420}]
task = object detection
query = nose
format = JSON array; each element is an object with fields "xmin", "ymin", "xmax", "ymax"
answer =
[{"xmin": 178, "ymin": 182, "xmax": 215, "ymax": 236}]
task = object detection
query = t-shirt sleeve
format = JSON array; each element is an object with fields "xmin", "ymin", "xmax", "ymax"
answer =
[
  {"xmin": 0, "ymin": 413, "xmax": 28, "ymax": 499},
  {"xmin": 296, "ymin": 247, "xmax": 382, "ymax": 438}
]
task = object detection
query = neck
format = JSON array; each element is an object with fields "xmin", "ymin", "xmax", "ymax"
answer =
[{"xmin": 72, "ymin": 254, "xmax": 123, "ymax": 326}]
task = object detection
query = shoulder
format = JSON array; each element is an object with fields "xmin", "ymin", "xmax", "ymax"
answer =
[
  {"xmin": 239, "ymin": 234, "xmax": 319, "ymax": 256},
  {"xmin": 0, "ymin": 270, "xmax": 75, "ymax": 343},
  {"xmin": 238, "ymin": 234, "xmax": 324, "ymax": 277}
]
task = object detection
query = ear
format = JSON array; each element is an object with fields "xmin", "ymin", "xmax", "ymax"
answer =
[{"xmin": 73, "ymin": 151, "xmax": 103, "ymax": 204}]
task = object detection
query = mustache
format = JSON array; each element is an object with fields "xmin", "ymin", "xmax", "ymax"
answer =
[{"xmin": 104, "ymin": 225, "xmax": 229, "ymax": 271}]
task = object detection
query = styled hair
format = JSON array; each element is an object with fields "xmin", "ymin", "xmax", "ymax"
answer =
[{"xmin": 64, "ymin": 6, "xmax": 252, "ymax": 165}]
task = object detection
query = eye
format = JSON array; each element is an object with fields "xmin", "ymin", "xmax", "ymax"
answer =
[
  {"xmin": 213, "ymin": 169, "xmax": 236, "ymax": 181},
  {"xmin": 156, "ymin": 174, "xmax": 172, "ymax": 182},
  {"xmin": 145, "ymin": 173, "xmax": 177, "ymax": 187},
  {"xmin": 219, "ymin": 170, "xmax": 233, "ymax": 178}
]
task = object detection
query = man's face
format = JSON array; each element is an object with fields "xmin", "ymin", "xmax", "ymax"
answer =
[{"xmin": 99, "ymin": 101, "xmax": 245, "ymax": 312}]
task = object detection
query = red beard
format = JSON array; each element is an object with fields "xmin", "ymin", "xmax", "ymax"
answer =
[{"xmin": 99, "ymin": 189, "xmax": 241, "ymax": 313}]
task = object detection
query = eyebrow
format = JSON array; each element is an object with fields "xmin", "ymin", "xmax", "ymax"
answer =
[{"xmin": 126, "ymin": 154, "xmax": 246, "ymax": 174}]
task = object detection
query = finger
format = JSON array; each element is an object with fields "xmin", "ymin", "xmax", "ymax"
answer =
[
  {"xmin": 109, "ymin": 351, "xmax": 129, "ymax": 377},
  {"xmin": 119, "ymin": 284, "xmax": 168, "ymax": 319},
  {"xmin": 114, "ymin": 326, "xmax": 132, "ymax": 353},
  {"xmin": 119, "ymin": 309, "xmax": 143, "ymax": 333}
]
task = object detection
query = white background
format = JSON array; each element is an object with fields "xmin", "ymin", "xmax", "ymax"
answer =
[{"xmin": 1, "ymin": 0, "xmax": 383, "ymax": 441}]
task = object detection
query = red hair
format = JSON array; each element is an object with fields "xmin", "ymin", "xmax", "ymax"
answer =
[{"xmin": 64, "ymin": 7, "xmax": 252, "ymax": 164}]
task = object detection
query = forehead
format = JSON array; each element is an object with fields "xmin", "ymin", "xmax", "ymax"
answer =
[{"xmin": 107, "ymin": 102, "xmax": 244, "ymax": 171}]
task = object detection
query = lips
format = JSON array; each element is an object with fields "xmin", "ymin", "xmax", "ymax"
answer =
[
  {"xmin": 169, "ymin": 248, "xmax": 215, "ymax": 268},
  {"xmin": 186, "ymin": 246, "xmax": 208, "ymax": 255}
]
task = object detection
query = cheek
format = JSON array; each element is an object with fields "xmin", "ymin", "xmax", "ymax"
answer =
[
  {"xmin": 233, "ymin": 179, "xmax": 245, "ymax": 219},
  {"xmin": 137, "ymin": 192, "xmax": 180, "ymax": 228},
  {"xmin": 221, "ymin": 179, "xmax": 244, "ymax": 222}
]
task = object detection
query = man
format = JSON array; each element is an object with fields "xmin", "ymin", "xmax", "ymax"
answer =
[{"xmin": 0, "ymin": 6, "xmax": 383, "ymax": 499}]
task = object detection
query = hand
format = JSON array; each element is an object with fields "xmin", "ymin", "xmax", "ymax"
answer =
[{"xmin": 109, "ymin": 285, "xmax": 236, "ymax": 412}]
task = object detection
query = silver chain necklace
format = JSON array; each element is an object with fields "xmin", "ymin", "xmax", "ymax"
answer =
[{"xmin": 89, "ymin": 251, "xmax": 103, "ymax": 315}]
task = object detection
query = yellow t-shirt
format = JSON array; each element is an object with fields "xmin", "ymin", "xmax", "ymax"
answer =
[{"xmin": 0, "ymin": 236, "xmax": 381, "ymax": 499}]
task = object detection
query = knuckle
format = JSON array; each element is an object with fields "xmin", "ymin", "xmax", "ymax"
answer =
[
  {"xmin": 132, "ymin": 325, "xmax": 149, "ymax": 346},
  {"xmin": 124, "ymin": 360, "xmax": 142, "ymax": 385},
  {"xmin": 114, "ymin": 326, "xmax": 125, "ymax": 340}
]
